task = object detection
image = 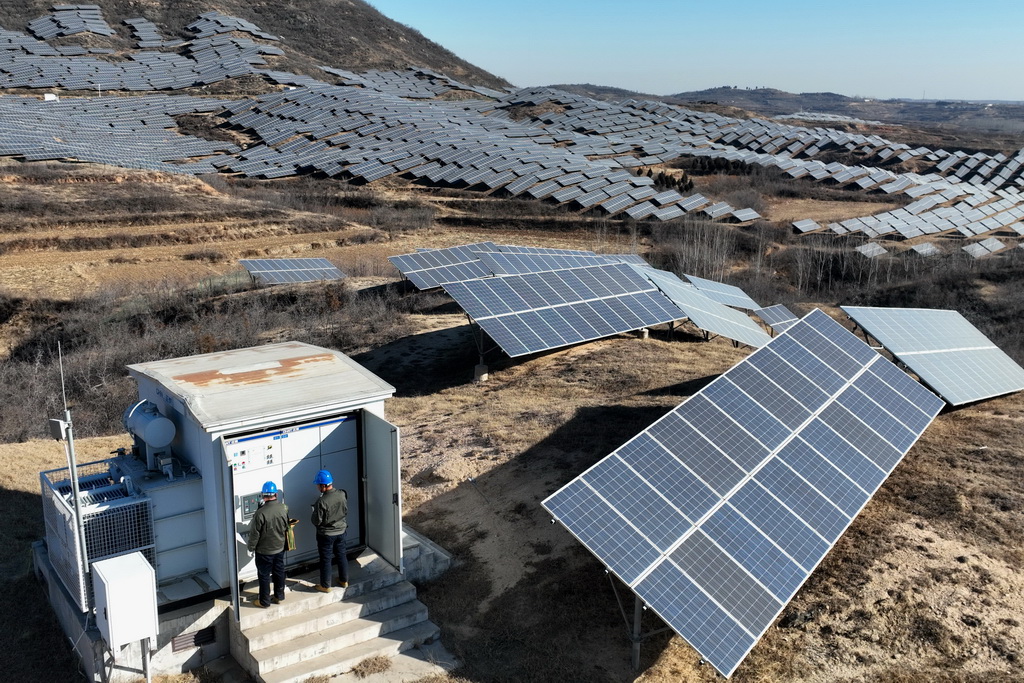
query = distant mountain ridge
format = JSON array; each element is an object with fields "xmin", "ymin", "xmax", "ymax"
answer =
[
  {"xmin": 0, "ymin": 0, "xmax": 510, "ymax": 89},
  {"xmin": 667, "ymin": 87, "xmax": 856, "ymax": 115}
]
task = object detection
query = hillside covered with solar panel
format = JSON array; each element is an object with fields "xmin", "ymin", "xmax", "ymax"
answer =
[
  {"xmin": 1, "ymin": 2, "xmax": 1023, "ymax": 255},
  {"xmin": 3, "ymin": 3, "xmax": 1024, "ymax": 683}
]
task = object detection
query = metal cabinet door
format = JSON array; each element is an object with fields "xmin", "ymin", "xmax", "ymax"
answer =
[{"xmin": 361, "ymin": 410, "xmax": 402, "ymax": 572}]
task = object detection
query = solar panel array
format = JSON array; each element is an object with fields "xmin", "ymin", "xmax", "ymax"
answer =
[
  {"xmin": 755, "ymin": 304, "xmax": 799, "ymax": 334},
  {"xmin": 239, "ymin": 258, "xmax": 345, "ymax": 285},
  {"xmin": 2, "ymin": 8, "xmax": 283, "ymax": 92},
  {"xmin": 388, "ymin": 242, "xmax": 499, "ymax": 290},
  {"xmin": 441, "ymin": 263, "xmax": 684, "ymax": 357},
  {"xmin": 962, "ymin": 237, "xmax": 1006, "ymax": 259},
  {"xmin": 0, "ymin": 33, "xmax": 279, "ymax": 90},
  {"xmin": 842, "ymin": 306, "xmax": 1024, "ymax": 406},
  {"xmin": 475, "ymin": 251, "xmax": 613, "ymax": 275},
  {"xmin": 543, "ymin": 309, "xmax": 944, "ymax": 677},
  {"xmin": 636, "ymin": 268, "xmax": 772, "ymax": 349},
  {"xmin": 124, "ymin": 18, "xmax": 184, "ymax": 49},
  {"xmin": 0, "ymin": 95, "xmax": 236, "ymax": 173},
  {"xmin": 186, "ymin": 11, "xmax": 280, "ymax": 41},
  {"xmin": 28, "ymin": 5, "xmax": 115, "ymax": 39},
  {"xmin": 856, "ymin": 242, "xmax": 888, "ymax": 259},
  {"xmin": 683, "ymin": 274, "xmax": 760, "ymax": 310}
]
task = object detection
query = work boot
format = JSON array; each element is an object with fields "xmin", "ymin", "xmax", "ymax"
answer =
[
  {"xmin": 252, "ymin": 599, "xmax": 269, "ymax": 608},
  {"xmin": 271, "ymin": 596, "xmax": 284, "ymax": 604},
  {"xmin": 336, "ymin": 580, "xmax": 349, "ymax": 588},
  {"xmin": 314, "ymin": 584, "xmax": 331, "ymax": 593}
]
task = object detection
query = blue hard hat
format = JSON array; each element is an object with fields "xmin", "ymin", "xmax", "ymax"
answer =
[
  {"xmin": 314, "ymin": 469, "xmax": 333, "ymax": 485},
  {"xmin": 261, "ymin": 481, "xmax": 278, "ymax": 496}
]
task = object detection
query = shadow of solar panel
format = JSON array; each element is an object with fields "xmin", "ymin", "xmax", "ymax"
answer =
[
  {"xmin": 841, "ymin": 306, "xmax": 1024, "ymax": 405},
  {"xmin": 543, "ymin": 309, "xmax": 944, "ymax": 677}
]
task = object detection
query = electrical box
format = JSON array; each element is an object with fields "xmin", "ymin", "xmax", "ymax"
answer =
[{"xmin": 92, "ymin": 553, "xmax": 158, "ymax": 650}]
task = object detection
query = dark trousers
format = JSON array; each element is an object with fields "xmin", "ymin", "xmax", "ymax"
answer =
[
  {"xmin": 255, "ymin": 551, "xmax": 286, "ymax": 605},
  {"xmin": 317, "ymin": 532, "xmax": 349, "ymax": 587}
]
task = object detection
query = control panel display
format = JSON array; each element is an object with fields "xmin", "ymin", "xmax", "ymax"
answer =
[{"xmin": 240, "ymin": 492, "xmax": 262, "ymax": 522}]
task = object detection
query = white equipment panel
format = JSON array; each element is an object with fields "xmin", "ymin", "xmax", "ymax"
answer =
[
  {"xmin": 227, "ymin": 414, "xmax": 360, "ymax": 581},
  {"xmin": 92, "ymin": 552, "xmax": 158, "ymax": 650}
]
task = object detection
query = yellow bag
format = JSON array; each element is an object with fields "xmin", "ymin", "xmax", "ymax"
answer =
[{"xmin": 286, "ymin": 518, "xmax": 298, "ymax": 551}]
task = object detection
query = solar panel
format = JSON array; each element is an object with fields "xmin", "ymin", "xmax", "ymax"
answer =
[
  {"xmin": 441, "ymin": 263, "xmax": 685, "ymax": 357},
  {"xmin": 637, "ymin": 268, "xmax": 771, "ymax": 348},
  {"xmin": 841, "ymin": 306, "xmax": 1024, "ymax": 405},
  {"xmin": 239, "ymin": 258, "xmax": 345, "ymax": 285},
  {"xmin": 683, "ymin": 274, "xmax": 760, "ymax": 310},
  {"xmin": 388, "ymin": 242, "xmax": 498, "ymax": 290},
  {"xmin": 543, "ymin": 309, "xmax": 944, "ymax": 677},
  {"xmin": 475, "ymin": 251, "xmax": 613, "ymax": 275},
  {"xmin": 856, "ymin": 243, "xmax": 888, "ymax": 258},
  {"xmin": 755, "ymin": 304, "xmax": 799, "ymax": 334},
  {"xmin": 602, "ymin": 253, "xmax": 651, "ymax": 266}
]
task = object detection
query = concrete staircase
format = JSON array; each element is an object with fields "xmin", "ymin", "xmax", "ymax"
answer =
[{"xmin": 231, "ymin": 551, "xmax": 441, "ymax": 683}]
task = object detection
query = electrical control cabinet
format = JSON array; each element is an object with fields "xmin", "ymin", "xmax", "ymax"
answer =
[
  {"xmin": 229, "ymin": 414, "xmax": 362, "ymax": 580},
  {"xmin": 92, "ymin": 552, "xmax": 158, "ymax": 650}
]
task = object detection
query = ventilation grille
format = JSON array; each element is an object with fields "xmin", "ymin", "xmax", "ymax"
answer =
[
  {"xmin": 172, "ymin": 625, "xmax": 216, "ymax": 652},
  {"xmin": 41, "ymin": 460, "xmax": 155, "ymax": 612}
]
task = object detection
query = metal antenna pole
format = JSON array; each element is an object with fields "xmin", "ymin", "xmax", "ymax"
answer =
[{"xmin": 57, "ymin": 342, "xmax": 90, "ymax": 580}]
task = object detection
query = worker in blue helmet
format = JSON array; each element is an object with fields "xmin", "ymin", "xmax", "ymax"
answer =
[
  {"xmin": 246, "ymin": 481, "xmax": 290, "ymax": 608},
  {"xmin": 311, "ymin": 469, "xmax": 349, "ymax": 593}
]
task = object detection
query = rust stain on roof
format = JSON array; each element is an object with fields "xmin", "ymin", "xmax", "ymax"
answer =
[{"xmin": 171, "ymin": 353, "xmax": 338, "ymax": 388}]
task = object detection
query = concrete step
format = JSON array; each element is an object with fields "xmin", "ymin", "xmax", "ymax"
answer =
[
  {"xmin": 259, "ymin": 620, "xmax": 441, "ymax": 683},
  {"xmin": 244, "ymin": 582, "xmax": 418, "ymax": 651},
  {"xmin": 238, "ymin": 553, "xmax": 403, "ymax": 631},
  {"xmin": 250, "ymin": 600, "xmax": 430, "ymax": 674}
]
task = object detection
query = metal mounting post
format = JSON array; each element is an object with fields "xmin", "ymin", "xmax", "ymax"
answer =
[{"xmin": 631, "ymin": 595, "xmax": 643, "ymax": 670}]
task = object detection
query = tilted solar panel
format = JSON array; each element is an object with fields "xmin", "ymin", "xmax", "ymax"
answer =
[
  {"xmin": 841, "ymin": 306, "xmax": 1024, "ymax": 405},
  {"xmin": 442, "ymin": 263, "xmax": 684, "ymax": 357},
  {"xmin": 475, "ymin": 251, "xmax": 613, "ymax": 275},
  {"xmin": 239, "ymin": 258, "xmax": 345, "ymax": 285},
  {"xmin": 683, "ymin": 274, "xmax": 760, "ymax": 310},
  {"xmin": 543, "ymin": 309, "xmax": 943, "ymax": 677},
  {"xmin": 388, "ymin": 241, "xmax": 498, "ymax": 290},
  {"xmin": 755, "ymin": 304, "xmax": 800, "ymax": 334},
  {"xmin": 638, "ymin": 268, "xmax": 772, "ymax": 348}
]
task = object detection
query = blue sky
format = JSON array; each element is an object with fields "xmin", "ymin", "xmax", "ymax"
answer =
[{"xmin": 368, "ymin": 1, "xmax": 1023, "ymax": 101}]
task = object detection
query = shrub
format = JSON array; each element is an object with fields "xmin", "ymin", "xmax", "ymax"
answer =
[{"xmin": 0, "ymin": 279, "xmax": 426, "ymax": 441}]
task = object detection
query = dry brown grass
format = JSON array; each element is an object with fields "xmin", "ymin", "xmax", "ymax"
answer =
[
  {"xmin": 351, "ymin": 654, "xmax": 392, "ymax": 678},
  {"xmin": 768, "ymin": 197, "xmax": 903, "ymax": 224}
]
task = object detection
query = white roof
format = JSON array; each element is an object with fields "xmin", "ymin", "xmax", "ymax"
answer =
[{"xmin": 128, "ymin": 342, "xmax": 394, "ymax": 430}]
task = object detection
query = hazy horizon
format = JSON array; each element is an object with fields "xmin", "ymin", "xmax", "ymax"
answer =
[{"xmin": 369, "ymin": 0, "xmax": 1023, "ymax": 102}]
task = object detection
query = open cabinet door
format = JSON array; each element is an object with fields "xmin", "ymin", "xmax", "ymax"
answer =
[{"xmin": 362, "ymin": 410, "xmax": 403, "ymax": 572}]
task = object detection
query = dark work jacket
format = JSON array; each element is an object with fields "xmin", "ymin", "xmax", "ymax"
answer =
[
  {"xmin": 247, "ymin": 499, "xmax": 290, "ymax": 555},
  {"xmin": 311, "ymin": 488, "xmax": 348, "ymax": 536}
]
